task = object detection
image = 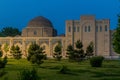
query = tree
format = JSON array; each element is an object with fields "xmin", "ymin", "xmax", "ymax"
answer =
[
  {"xmin": 27, "ymin": 43, "xmax": 45, "ymax": 65},
  {"xmin": 112, "ymin": 15, "xmax": 120, "ymax": 54},
  {"xmin": 86, "ymin": 42, "xmax": 94, "ymax": 58},
  {"xmin": 75, "ymin": 40, "xmax": 85, "ymax": 61},
  {"xmin": 10, "ymin": 45, "xmax": 22, "ymax": 60},
  {"xmin": 0, "ymin": 45, "xmax": 2, "ymax": 57},
  {"xmin": 66, "ymin": 44, "xmax": 75, "ymax": 61},
  {"xmin": 53, "ymin": 41, "xmax": 62, "ymax": 61},
  {"xmin": 0, "ymin": 27, "xmax": 21, "ymax": 37},
  {"xmin": 0, "ymin": 45, "xmax": 7, "ymax": 68},
  {"xmin": 3, "ymin": 43, "xmax": 9, "ymax": 56}
]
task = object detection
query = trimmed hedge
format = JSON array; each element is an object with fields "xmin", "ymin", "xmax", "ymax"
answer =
[{"xmin": 90, "ymin": 56, "xmax": 104, "ymax": 67}]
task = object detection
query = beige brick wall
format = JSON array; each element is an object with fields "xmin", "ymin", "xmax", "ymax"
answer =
[{"xmin": 66, "ymin": 15, "xmax": 111, "ymax": 56}]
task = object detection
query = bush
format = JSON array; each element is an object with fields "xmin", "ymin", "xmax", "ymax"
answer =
[
  {"xmin": 90, "ymin": 56, "xmax": 104, "ymax": 67},
  {"xmin": 18, "ymin": 68, "xmax": 40, "ymax": 80}
]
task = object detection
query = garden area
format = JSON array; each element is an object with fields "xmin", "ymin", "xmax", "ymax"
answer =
[
  {"xmin": 0, "ymin": 18, "xmax": 120, "ymax": 80},
  {"xmin": 0, "ymin": 59, "xmax": 120, "ymax": 80}
]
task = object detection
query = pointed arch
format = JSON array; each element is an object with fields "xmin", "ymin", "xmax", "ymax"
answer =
[
  {"xmin": 52, "ymin": 42, "xmax": 59, "ymax": 54},
  {"xmin": 40, "ymin": 43, "xmax": 50, "ymax": 56},
  {"xmin": 14, "ymin": 43, "xmax": 22, "ymax": 50}
]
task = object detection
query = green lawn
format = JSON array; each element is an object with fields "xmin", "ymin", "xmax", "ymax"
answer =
[{"xmin": 0, "ymin": 59, "xmax": 120, "ymax": 80}]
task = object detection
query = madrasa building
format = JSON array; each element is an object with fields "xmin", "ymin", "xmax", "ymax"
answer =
[{"xmin": 0, "ymin": 15, "xmax": 117, "ymax": 58}]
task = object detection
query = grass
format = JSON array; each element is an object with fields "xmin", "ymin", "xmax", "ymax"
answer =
[{"xmin": 0, "ymin": 59, "xmax": 120, "ymax": 80}]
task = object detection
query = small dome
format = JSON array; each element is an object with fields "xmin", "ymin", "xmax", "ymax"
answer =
[{"xmin": 27, "ymin": 16, "xmax": 53, "ymax": 28}]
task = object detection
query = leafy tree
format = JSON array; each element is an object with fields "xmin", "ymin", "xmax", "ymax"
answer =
[
  {"xmin": 86, "ymin": 42, "xmax": 94, "ymax": 58},
  {"xmin": 112, "ymin": 15, "xmax": 120, "ymax": 54},
  {"xmin": 27, "ymin": 43, "xmax": 45, "ymax": 65},
  {"xmin": 0, "ymin": 27, "xmax": 21, "ymax": 37},
  {"xmin": 53, "ymin": 41, "xmax": 62, "ymax": 61},
  {"xmin": 10, "ymin": 45, "xmax": 22, "ymax": 60},
  {"xmin": 66, "ymin": 44, "xmax": 75, "ymax": 61},
  {"xmin": 74, "ymin": 40, "xmax": 85, "ymax": 61}
]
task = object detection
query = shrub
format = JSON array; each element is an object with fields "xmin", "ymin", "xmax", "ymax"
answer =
[
  {"xmin": 90, "ymin": 56, "xmax": 104, "ymax": 67},
  {"xmin": 18, "ymin": 68, "xmax": 40, "ymax": 80}
]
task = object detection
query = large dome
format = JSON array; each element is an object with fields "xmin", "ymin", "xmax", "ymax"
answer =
[{"xmin": 27, "ymin": 16, "xmax": 53, "ymax": 28}]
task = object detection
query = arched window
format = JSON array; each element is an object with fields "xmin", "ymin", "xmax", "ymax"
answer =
[
  {"xmin": 96, "ymin": 25, "xmax": 98, "ymax": 32},
  {"xmin": 105, "ymin": 25, "xmax": 108, "ymax": 31},
  {"xmin": 77, "ymin": 26, "xmax": 80, "ymax": 32},
  {"xmin": 100, "ymin": 26, "xmax": 102, "ymax": 32},
  {"xmin": 68, "ymin": 26, "xmax": 71, "ymax": 32},
  {"xmin": 88, "ymin": 26, "xmax": 91, "ymax": 32},
  {"xmin": 74, "ymin": 26, "xmax": 76, "ymax": 32},
  {"xmin": 85, "ymin": 26, "xmax": 87, "ymax": 32},
  {"xmin": 34, "ymin": 31, "xmax": 37, "ymax": 35}
]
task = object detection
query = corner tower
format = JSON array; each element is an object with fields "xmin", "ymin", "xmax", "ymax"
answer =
[{"xmin": 66, "ymin": 15, "xmax": 110, "ymax": 57}]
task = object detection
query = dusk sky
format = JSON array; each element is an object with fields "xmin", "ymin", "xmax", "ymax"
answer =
[{"xmin": 0, "ymin": 0, "xmax": 119, "ymax": 34}]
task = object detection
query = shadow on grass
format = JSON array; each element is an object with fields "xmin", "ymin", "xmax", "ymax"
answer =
[
  {"xmin": 74, "ymin": 69, "xmax": 91, "ymax": 73},
  {"xmin": 73, "ymin": 68, "xmax": 120, "ymax": 78},
  {"xmin": 39, "ymin": 65, "xmax": 78, "ymax": 76},
  {"xmin": 92, "ymin": 72, "xmax": 120, "ymax": 77},
  {"xmin": 0, "ymin": 69, "xmax": 7, "ymax": 78},
  {"xmin": 57, "ymin": 71, "xmax": 78, "ymax": 76},
  {"xmin": 103, "ymin": 64, "xmax": 120, "ymax": 68},
  {"xmin": 39, "ymin": 66, "xmax": 60, "ymax": 70},
  {"xmin": 6, "ymin": 64, "xmax": 13, "ymax": 66},
  {"xmin": 101, "ymin": 77, "xmax": 120, "ymax": 80}
]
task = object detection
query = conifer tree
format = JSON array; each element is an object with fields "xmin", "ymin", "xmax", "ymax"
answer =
[
  {"xmin": 27, "ymin": 43, "xmax": 45, "ymax": 65},
  {"xmin": 10, "ymin": 45, "xmax": 22, "ymax": 60},
  {"xmin": 66, "ymin": 44, "xmax": 75, "ymax": 61},
  {"xmin": 86, "ymin": 42, "xmax": 94, "ymax": 58},
  {"xmin": 53, "ymin": 41, "xmax": 62, "ymax": 61},
  {"xmin": 0, "ymin": 45, "xmax": 7, "ymax": 68},
  {"xmin": 75, "ymin": 40, "xmax": 85, "ymax": 61}
]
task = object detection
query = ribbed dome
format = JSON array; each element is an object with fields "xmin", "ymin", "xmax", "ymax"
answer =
[{"xmin": 28, "ymin": 16, "xmax": 53, "ymax": 28}]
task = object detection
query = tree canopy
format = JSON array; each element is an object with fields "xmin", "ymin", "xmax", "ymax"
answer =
[
  {"xmin": 10, "ymin": 45, "xmax": 22, "ymax": 60},
  {"xmin": 0, "ymin": 45, "xmax": 7, "ymax": 68},
  {"xmin": 0, "ymin": 27, "xmax": 21, "ymax": 37},
  {"xmin": 27, "ymin": 43, "xmax": 45, "ymax": 65},
  {"xmin": 86, "ymin": 42, "xmax": 94, "ymax": 58},
  {"xmin": 66, "ymin": 40, "xmax": 86, "ymax": 62},
  {"xmin": 66, "ymin": 44, "xmax": 75, "ymax": 61},
  {"xmin": 112, "ymin": 15, "xmax": 120, "ymax": 54},
  {"xmin": 53, "ymin": 41, "xmax": 62, "ymax": 61}
]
